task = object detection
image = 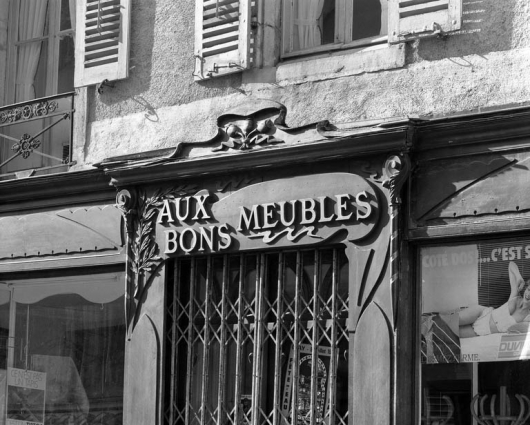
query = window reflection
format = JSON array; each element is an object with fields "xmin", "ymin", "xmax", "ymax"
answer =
[
  {"xmin": 0, "ymin": 275, "xmax": 125, "ymax": 425},
  {"xmin": 420, "ymin": 239, "xmax": 530, "ymax": 424}
]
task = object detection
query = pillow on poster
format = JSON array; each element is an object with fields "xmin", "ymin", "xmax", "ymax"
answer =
[{"xmin": 507, "ymin": 322, "xmax": 530, "ymax": 334}]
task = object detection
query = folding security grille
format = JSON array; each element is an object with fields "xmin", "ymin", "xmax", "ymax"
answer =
[{"xmin": 166, "ymin": 248, "xmax": 350, "ymax": 425}]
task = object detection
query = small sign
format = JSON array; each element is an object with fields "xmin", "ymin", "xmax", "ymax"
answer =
[
  {"xmin": 6, "ymin": 368, "xmax": 46, "ymax": 425},
  {"xmin": 282, "ymin": 344, "xmax": 332, "ymax": 425}
]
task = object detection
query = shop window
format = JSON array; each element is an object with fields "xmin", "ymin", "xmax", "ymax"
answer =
[
  {"xmin": 0, "ymin": 273, "xmax": 126, "ymax": 425},
  {"xmin": 166, "ymin": 248, "xmax": 350, "ymax": 425},
  {"xmin": 420, "ymin": 238, "xmax": 530, "ymax": 424}
]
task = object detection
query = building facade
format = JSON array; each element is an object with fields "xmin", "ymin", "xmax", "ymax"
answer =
[{"xmin": 0, "ymin": 1, "xmax": 530, "ymax": 424}]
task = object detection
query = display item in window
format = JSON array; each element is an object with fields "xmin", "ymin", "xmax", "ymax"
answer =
[{"xmin": 458, "ymin": 262, "xmax": 530, "ymax": 338}]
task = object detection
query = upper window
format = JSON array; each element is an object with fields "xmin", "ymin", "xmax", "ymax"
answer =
[
  {"xmin": 194, "ymin": 0, "xmax": 462, "ymax": 79},
  {"xmin": 5, "ymin": 0, "xmax": 75, "ymax": 104},
  {"xmin": 282, "ymin": 0, "xmax": 388, "ymax": 57},
  {"xmin": 0, "ymin": 0, "xmax": 75, "ymax": 179},
  {"xmin": 166, "ymin": 248, "xmax": 350, "ymax": 425},
  {"xmin": 420, "ymin": 237, "xmax": 530, "ymax": 424}
]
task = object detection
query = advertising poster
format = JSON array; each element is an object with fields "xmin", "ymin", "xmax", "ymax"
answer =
[
  {"xmin": 421, "ymin": 239, "xmax": 530, "ymax": 364},
  {"xmin": 282, "ymin": 344, "xmax": 331, "ymax": 425},
  {"xmin": 6, "ymin": 368, "xmax": 46, "ymax": 425}
]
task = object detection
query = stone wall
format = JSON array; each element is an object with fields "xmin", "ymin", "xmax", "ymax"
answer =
[{"xmin": 68, "ymin": 0, "xmax": 530, "ymax": 166}]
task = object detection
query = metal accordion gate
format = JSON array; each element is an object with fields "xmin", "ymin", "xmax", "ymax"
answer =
[{"xmin": 165, "ymin": 247, "xmax": 351, "ymax": 425}]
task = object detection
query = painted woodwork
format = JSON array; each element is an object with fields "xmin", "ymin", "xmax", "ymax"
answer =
[
  {"xmin": 105, "ymin": 102, "xmax": 411, "ymax": 425},
  {"xmin": 353, "ymin": 303, "xmax": 392, "ymax": 425},
  {"xmin": 124, "ymin": 313, "xmax": 159, "ymax": 425},
  {"xmin": 411, "ymin": 152, "xmax": 530, "ymax": 228},
  {"xmin": 0, "ymin": 204, "xmax": 123, "ymax": 260},
  {"xmin": 115, "ymin": 154, "xmax": 410, "ymax": 425}
]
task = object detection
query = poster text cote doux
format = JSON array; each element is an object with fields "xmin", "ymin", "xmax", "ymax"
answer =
[{"xmin": 158, "ymin": 191, "xmax": 373, "ymax": 254}]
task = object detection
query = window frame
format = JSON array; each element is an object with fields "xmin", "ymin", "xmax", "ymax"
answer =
[
  {"xmin": 5, "ymin": 0, "xmax": 75, "ymax": 104},
  {"xmin": 281, "ymin": 0, "xmax": 388, "ymax": 59},
  {"xmin": 415, "ymin": 235, "xmax": 530, "ymax": 424},
  {"xmin": 0, "ymin": 271, "xmax": 127, "ymax": 425}
]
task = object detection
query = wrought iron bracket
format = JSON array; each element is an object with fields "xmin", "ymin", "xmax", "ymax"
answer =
[
  {"xmin": 97, "ymin": 79, "xmax": 115, "ymax": 95},
  {"xmin": 207, "ymin": 62, "xmax": 239, "ymax": 77}
]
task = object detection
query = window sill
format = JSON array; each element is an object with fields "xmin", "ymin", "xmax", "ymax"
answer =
[
  {"xmin": 275, "ymin": 42, "xmax": 405, "ymax": 86},
  {"xmin": 281, "ymin": 35, "xmax": 388, "ymax": 60}
]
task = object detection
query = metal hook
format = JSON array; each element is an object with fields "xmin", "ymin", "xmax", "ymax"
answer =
[{"xmin": 97, "ymin": 79, "xmax": 115, "ymax": 95}]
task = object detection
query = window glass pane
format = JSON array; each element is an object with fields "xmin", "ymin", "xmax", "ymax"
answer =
[
  {"xmin": 58, "ymin": 36, "xmax": 75, "ymax": 94},
  {"xmin": 15, "ymin": 0, "xmax": 49, "ymax": 102},
  {"xmin": 352, "ymin": 0, "xmax": 387, "ymax": 40},
  {"xmin": 292, "ymin": 0, "xmax": 335, "ymax": 51},
  {"xmin": 17, "ymin": 0, "xmax": 49, "ymax": 42},
  {"xmin": 15, "ymin": 39, "xmax": 48, "ymax": 102},
  {"xmin": 1, "ymin": 276, "xmax": 125, "ymax": 425},
  {"xmin": 420, "ymin": 238, "xmax": 530, "ymax": 424},
  {"xmin": 60, "ymin": 0, "xmax": 75, "ymax": 31}
]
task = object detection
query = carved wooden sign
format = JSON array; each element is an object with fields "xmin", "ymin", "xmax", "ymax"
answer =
[{"xmin": 156, "ymin": 173, "xmax": 379, "ymax": 256}]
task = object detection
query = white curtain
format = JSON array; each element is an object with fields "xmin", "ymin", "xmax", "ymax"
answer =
[
  {"xmin": 15, "ymin": 0, "xmax": 49, "ymax": 102},
  {"xmin": 69, "ymin": 0, "xmax": 76, "ymax": 42},
  {"xmin": 294, "ymin": 0, "xmax": 325, "ymax": 51}
]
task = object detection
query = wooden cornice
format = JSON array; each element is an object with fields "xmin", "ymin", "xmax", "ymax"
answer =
[
  {"xmin": 412, "ymin": 104, "xmax": 530, "ymax": 161},
  {"xmin": 99, "ymin": 126, "xmax": 411, "ymax": 188},
  {"xmin": 0, "ymin": 168, "xmax": 114, "ymax": 214}
]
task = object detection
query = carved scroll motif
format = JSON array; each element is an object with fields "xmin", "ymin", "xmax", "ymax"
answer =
[{"xmin": 383, "ymin": 154, "xmax": 411, "ymax": 326}]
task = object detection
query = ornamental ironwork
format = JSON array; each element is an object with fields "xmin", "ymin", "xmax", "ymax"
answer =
[
  {"xmin": 0, "ymin": 100, "xmax": 58, "ymax": 125},
  {"xmin": 11, "ymin": 134, "xmax": 41, "ymax": 159},
  {"xmin": 0, "ymin": 93, "xmax": 74, "ymax": 174}
]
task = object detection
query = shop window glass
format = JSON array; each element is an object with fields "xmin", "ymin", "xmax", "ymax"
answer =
[
  {"xmin": 420, "ymin": 238, "xmax": 530, "ymax": 424},
  {"xmin": 0, "ymin": 273, "xmax": 125, "ymax": 425},
  {"xmin": 166, "ymin": 248, "xmax": 349, "ymax": 425}
]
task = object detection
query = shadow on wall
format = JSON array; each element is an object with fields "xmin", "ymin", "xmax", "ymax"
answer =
[
  {"xmin": 89, "ymin": 0, "xmax": 156, "ymax": 111},
  {"xmin": 417, "ymin": 0, "xmax": 517, "ymax": 61}
]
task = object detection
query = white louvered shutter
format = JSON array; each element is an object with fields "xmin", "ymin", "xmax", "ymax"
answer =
[
  {"xmin": 388, "ymin": 0, "xmax": 462, "ymax": 44},
  {"xmin": 194, "ymin": 0, "xmax": 251, "ymax": 80},
  {"xmin": 74, "ymin": 0, "xmax": 131, "ymax": 87}
]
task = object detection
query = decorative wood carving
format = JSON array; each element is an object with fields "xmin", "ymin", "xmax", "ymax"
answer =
[
  {"xmin": 383, "ymin": 154, "xmax": 411, "ymax": 325},
  {"xmin": 116, "ymin": 185, "xmax": 198, "ymax": 335},
  {"xmin": 125, "ymin": 100, "xmax": 407, "ymax": 164},
  {"xmin": 383, "ymin": 154, "xmax": 411, "ymax": 206},
  {"xmin": 212, "ymin": 118, "xmax": 283, "ymax": 152},
  {"xmin": 116, "ymin": 158, "xmax": 410, "ymax": 424}
]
